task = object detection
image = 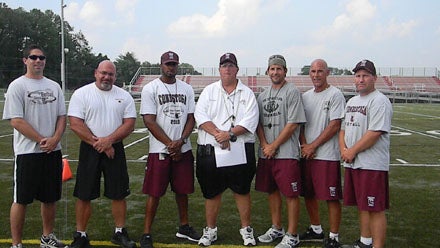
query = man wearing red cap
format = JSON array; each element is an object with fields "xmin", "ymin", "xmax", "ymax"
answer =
[
  {"xmin": 340, "ymin": 60, "xmax": 392, "ymax": 248},
  {"xmin": 139, "ymin": 51, "xmax": 200, "ymax": 248}
]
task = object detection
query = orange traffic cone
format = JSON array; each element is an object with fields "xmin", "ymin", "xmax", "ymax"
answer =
[{"xmin": 62, "ymin": 158, "xmax": 73, "ymax": 182}]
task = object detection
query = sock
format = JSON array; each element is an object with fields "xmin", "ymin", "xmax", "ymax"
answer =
[
  {"xmin": 329, "ymin": 232, "xmax": 339, "ymax": 241},
  {"xmin": 311, "ymin": 224, "xmax": 323, "ymax": 234},
  {"xmin": 360, "ymin": 236, "xmax": 373, "ymax": 245},
  {"xmin": 77, "ymin": 231, "xmax": 87, "ymax": 237},
  {"xmin": 115, "ymin": 227, "xmax": 123, "ymax": 233}
]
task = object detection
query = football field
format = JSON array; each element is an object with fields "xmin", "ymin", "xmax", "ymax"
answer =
[{"xmin": 0, "ymin": 102, "xmax": 439, "ymax": 248}]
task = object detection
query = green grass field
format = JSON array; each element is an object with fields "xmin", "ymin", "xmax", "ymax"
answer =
[{"xmin": 0, "ymin": 102, "xmax": 439, "ymax": 248}]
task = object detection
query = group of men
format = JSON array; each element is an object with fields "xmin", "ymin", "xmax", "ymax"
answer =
[{"xmin": 4, "ymin": 44, "xmax": 392, "ymax": 248}]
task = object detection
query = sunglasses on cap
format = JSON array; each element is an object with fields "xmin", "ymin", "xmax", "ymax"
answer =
[
  {"xmin": 269, "ymin": 55, "xmax": 285, "ymax": 60},
  {"xmin": 28, "ymin": 55, "xmax": 46, "ymax": 60}
]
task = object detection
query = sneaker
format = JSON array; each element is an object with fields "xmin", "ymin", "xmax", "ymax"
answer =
[
  {"xmin": 341, "ymin": 240, "xmax": 372, "ymax": 248},
  {"xmin": 41, "ymin": 233, "xmax": 67, "ymax": 248},
  {"xmin": 275, "ymin": 233, "xmax": 300, "ymax": 248},
  {"xmin": 111, "ymin": 228, "xmax": 136, "ymax": 248},
  {"xmin": 176, "ymin": 224, "xmax": 201, "ymax": 242},
  {"xmin": 11, "ymin": 244, "xmax": 23, "ymax": 248},
  {"xmin": 139, "ymin": 234, "xmax": 153, "ymax": 248},
  {"xmin": 198, "ymin": 227, "xmax": 217, "ymax": 246},
  {"xmin": 299, "ymin": 227, "xmax": 324, "ymax": 242},
  {"xmin": 257, "ymin": 225, "xmax": 285, "ymax": 243},
  {"xmin": 69, "ymin": 232, "xmax": 90, "ymax": 248},
  {"xmin": 239, "ymin": 226, "xmax": 256, "ymax": 246},
  {"xmin": 324, "ymin": 238, "xmax": 341, "ymax": 248}
]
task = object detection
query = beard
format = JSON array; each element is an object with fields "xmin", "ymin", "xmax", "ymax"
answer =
[{"xmin": 100, "ymin": 82, "xmax": 113, "ymax": 91}]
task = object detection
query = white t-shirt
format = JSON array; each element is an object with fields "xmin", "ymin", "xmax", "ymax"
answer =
[
  {"xmin": 3, "ymin": 76, "xmax": 66, "ymax": 155},
  {"xmin": 140, "ymin": 78, "xmax": 195, "ymax": 153},
  {"xmin": 342, "ymin": 90, "xmax": 393, "ymax": 171},
  {"xmin": 195, "ymin": 79, "xmax": 259, "ymax": 145},
  {"xmin": 302, "ymin": 85, "xmax": 346, "ymax": 161},
  {"xmin": 68, "ymin": 82, "xmax": 136, "ymax": 137},
  {"xmin": 257, "ymin": 82, "xmax": 306, "ymax": 159}
]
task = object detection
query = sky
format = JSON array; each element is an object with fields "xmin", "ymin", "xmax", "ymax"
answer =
[{"xmin": 4, "ymin": 0, "xmax": 440, "ymax": 70}]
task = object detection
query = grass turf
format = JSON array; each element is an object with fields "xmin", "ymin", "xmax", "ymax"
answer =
[{"xmin": 0, "ymin": 103, "xmax": 439, "ymax": 247}]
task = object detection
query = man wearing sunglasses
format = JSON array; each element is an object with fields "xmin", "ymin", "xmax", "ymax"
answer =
[{"xmin": 3, "ymin": 44, "xmax": 67, "ymax": 248}]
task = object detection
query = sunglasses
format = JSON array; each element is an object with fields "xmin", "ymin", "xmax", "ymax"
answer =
[
  {"xmin": 28, "ymin": 55, "xmax": 46, "ymax": 60},
  {"xmin": 269, "ymin": 55, "xmax": 285, "ymax": 60}
]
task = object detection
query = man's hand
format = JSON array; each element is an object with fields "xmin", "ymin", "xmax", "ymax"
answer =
[
  {"xmin": 261, "ymin": 143, "xmax": 278, "ymax": 159},
  {"xmin": 301, "ymin": 143, "xmax": 316, "ymax": 159},
  {"xmin": 92, "ymin": 136, "xmax": 113, "ymax": 153},
  {"xmin": 39, "ymin": 137, "xmax": 58, "ymax": 153}
]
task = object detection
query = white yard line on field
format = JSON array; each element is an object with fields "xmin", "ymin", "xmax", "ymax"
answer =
[
  {"xmin": 0, "ymin": 133, "xmax": 13, "ymax": 138},
  {"xmin": 124, "ymin": 135, "xmax": 149, "ymax": 149},
  {"xmin": 396, "ymin": 158, "xmax": 408, "ymax": 164},
  {"xmin": 393, "ymin": 110, "xmax": 440, "ymax": 119},
  {"xmin": 391, "ymin": 125, "xmax": 440, "ymax": 140}
]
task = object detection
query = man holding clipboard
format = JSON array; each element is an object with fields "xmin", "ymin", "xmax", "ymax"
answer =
[{"xmin": 194, "ymin": 53, "xmax": 259, "ymax": 247}]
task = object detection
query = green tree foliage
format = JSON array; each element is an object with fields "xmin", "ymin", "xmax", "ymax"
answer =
[
  {"xmin": 0, "ymin": 3, "xmax": 108, "ymax": 89},
  {"xmin": 0, "ymin": 3, "xmax": 201, "ymax": 90},
  {"xmin": 114, "ymin": 52, "xmax": 141, "ymax": 86}
]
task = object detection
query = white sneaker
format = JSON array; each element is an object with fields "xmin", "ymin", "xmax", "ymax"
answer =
[
  {"xmin": 198, "ymin": 226, "xmax": 217, "ymax": 246},
  {"xmin": 11, "ymin": 244, "xmax": 23, "ymax": 248},
  {"xmin": 275, "ymin": 233, "xmax": 300, "ymax": 248},
  {"xmin": 239, "ymin": 226, "xmax": 256, "ymax": 246},
  {"xmin": 258, "ymin": 225, "xmax": 285, "ymax": 243}
]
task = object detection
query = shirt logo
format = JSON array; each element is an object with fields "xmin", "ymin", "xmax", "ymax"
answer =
[{"xmin": 27, "ymin": 89, "xmax": 56, "ymax": 104}]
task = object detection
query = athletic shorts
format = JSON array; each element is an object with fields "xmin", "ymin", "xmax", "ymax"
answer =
[
  {"xmin": 13, "ymin": 151, "xmax": 63, "ymax": 204},
  {"xmin": 300, "ymin": 159, "xmax": 342, "ymax": 201},
  {"xmin": 196, "ymin": 143, "xmax": 256, "ymax": 199},
  {"xmin": 255, "ymin": 158, "xmax": 301, "ymax": 198},
  {"xmin": 343, "ymin": 168, "xmax": 389, "ymax": 211},
  {"xmin": 73, "ymin": 141, "xmax": 130, "ymax": 201},
  {"xmin": 142, "ymin": 150, "xmax": 194, "ymax": 197}
]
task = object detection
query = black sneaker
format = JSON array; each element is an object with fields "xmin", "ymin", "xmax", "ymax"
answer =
[
  {"xmin": 139, "ymin": 234, "xmax": 153, "ymax": 248},
  {"xmin": 324, "ymin": 238, "xmax": 341, "ymax": 248},
  {"xmin": 70, "ymin": 232, "xmax": 91, "ymax": 248},
  {"xmin": 111, "ymin": 228, "xmax": 136, "ymax": 248},
  {"xmin": 341, "ymin": 240, "xmax": 372, "ymax": 248},
  {"xmin": 299, "ymin": 227, "xmax": 324, "ymax": 242},
  {"xmin": 40, "ymin": 232, "xmax": 67, "ymax": 248},
  {"xmin": 175, "ymin": 224, "xmax": 201, "ymax": 242}
]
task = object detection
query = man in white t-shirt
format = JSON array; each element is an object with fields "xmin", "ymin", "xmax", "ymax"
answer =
[
  {"xmin": 68, "ymin": 60, "xmax": 137, "ymax": 248},
  {"xmin": 3, "ymin": 44, "xmax": 66, "ymax": 248},
  {"xmin": 300, "ymin": 59, "xmax": 346, "ymax": 248},
  {"xmin": 139, "ymin": 51, "xmax": 200, "ymax": 248},
  {"xmin": 339, "ymin": 60, "xmax": 392, "ymax": 248}
]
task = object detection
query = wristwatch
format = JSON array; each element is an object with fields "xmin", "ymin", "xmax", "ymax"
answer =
[{"xmin": 229, "ymin": 131, "xmax": 237, "ymax": 142}]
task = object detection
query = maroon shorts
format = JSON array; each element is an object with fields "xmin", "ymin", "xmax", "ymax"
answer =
[
  {"xmin": 142, "ymin": 150, "xmax": 194, "ymax": 197},
  {"xmin": 255, "ymin": 158, "xmax": 301, "ymax": 197},
  {"xmin": 301, "ymin": 159, "xmax": 342, "ymax": 201},
  {"xmin": 343, "ymin": 168, "xmax": 389, "ymax": 211}
]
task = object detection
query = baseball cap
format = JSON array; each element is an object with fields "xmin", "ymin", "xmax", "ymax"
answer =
[
  {"xmin": 353, "ymin": 59, "xmax": 376, "ymax": 76},
  {"xmin": 268, "ymin": 54, "xmax": 286, "ymax": 68},
  {"xmin": 219, "ymin": 53, "xmax": 238, "ymax": 66},
  {"xmin": 161, "ymin": 51, "xmax": 179, "ymax": 64}
]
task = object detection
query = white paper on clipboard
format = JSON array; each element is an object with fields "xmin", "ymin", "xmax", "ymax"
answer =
[{"xmin": 214, "ymin": 141, "xmax": 247, "ymax": 167}]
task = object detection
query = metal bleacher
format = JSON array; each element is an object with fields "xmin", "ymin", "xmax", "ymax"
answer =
[{"xmin": 125, "ymin": 67, "xmax": 440, "ymax": 103}]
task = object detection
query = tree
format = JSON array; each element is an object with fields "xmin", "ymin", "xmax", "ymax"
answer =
[{"xmin": 114, "ymin": 52, "xmax": 141, "ymax": 86}]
